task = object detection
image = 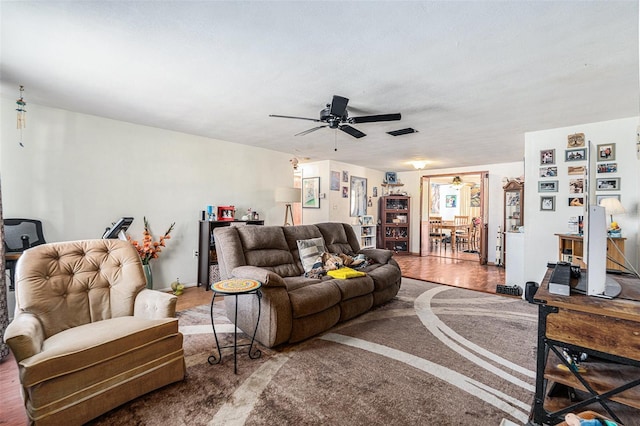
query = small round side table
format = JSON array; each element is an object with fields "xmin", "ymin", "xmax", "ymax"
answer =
[{"xmin": 208, "ymin": 278, "xmax": 262, "ymax": 374}]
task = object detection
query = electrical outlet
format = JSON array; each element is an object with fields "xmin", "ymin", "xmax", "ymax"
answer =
[{"xmin": 193, "ymin": 250, "xmax": 199, "ymax": 258}]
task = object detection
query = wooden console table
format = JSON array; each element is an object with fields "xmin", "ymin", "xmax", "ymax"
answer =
[{"xmin": 529, "ymin": 270, "xmax": 640, "ymax": 425}]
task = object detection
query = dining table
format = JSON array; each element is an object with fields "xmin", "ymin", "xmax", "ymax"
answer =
[{"xmin": 440, "ymin": 221, "xmax": 470, "ymax": 251}]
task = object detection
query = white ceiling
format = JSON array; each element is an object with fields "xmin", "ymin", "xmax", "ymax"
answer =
[{"xmin": 1, "ymin": 1, "xmax": 638, "ymax": 172}]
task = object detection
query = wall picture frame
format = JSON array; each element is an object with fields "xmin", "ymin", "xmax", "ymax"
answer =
[
  {"xmin": 569, "ymin": 178, "xmax": 584, "ymax": 194},
  {"xmin": 330, "ymin": 171, "xmax": 340, "ymax": 191},
  {"xmin": 302, "ymin": 177, "xmax": 321, "ymax": 208},
  {"xmin": 538, "ymin": 180, "xmax": 558, "ymax": 192},
  {"xmin": 385, "ymin": 171, "xmax": 397, "ymax": 184},
  {"xmin": 342, "ymin": 186, "xmax": 349, "ymax": 198},
  {"xmin": 596, "ymin": 143, "xmax": 615, "ymax": 161},
  {"xmin": 540, "ymin": 149, "xmax": 555, "ymax": 165},
  {"xmin": 567, "ymin": 165, "xmax": 586, "ymax": 175},
  {"xmin": 342, "ymin": 170, "xmax": 349, "ymax": 182},
  {"xmin": 567, "ymin": 132, "xmax": 585, "ymax": 148},
  {"xmin": 445, "ymin": 194, "xmax": 457, "ymax": 208},
  {"xmin": 596, "ymin": 177, "xmax": 620, "ymax": 191},
  {"xmin": 350, "ymin": 176, "xmax": 368, "ymax": 217},
  {"xmin": 540, "ymin": 196, "xmax": 555, "ymax": 211},
  {"xmin": 539, "ymin": 166, "xmax": 557, "ymax": 177},
  {"xmin": 565, "ymin": 148, "xmax": 586, "ymax": 162},
  {"xmin": 568, "ymin": 197, "xmax": 584, "ymax": 207},
  {"xmin": 597, "ymin": 162, "xmax": 617, "ymax": 173}
]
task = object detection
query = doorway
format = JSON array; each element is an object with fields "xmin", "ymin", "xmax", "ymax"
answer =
[{"xmin": 420, "ymin": 172, "xmax": 489, "ymax": 264}]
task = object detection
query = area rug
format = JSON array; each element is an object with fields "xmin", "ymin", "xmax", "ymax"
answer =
[{"xmin": 89, "ymin": 278, "xmax": 540, "ymax": 425}]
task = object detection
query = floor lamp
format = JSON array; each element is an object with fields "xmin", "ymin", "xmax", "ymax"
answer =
[{"xmin": 275, "ymin": 187, "xmax": 301, "ymax": 226}]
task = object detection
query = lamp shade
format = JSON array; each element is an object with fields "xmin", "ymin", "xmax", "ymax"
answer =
[
  {"xmin": 599, "ymin": 197, "xmax": 626, "ymax": 216},
  {"xmin": 275, "ymin": 187, "xmax": 301, "ymax": 203}
]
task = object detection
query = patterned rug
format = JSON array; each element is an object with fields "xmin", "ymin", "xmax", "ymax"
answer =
[{"xmin": 88, "ymin": 278, "xmax": 541, "ymax": 425}]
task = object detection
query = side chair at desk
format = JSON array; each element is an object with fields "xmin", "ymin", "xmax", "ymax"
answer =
[{"xmin": 528, "ymin": 270, "xmax": 640, "ymax": 425}]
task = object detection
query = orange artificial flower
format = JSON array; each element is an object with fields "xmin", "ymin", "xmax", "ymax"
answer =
[{"xmin": 127, "ymin": 217, "xmax": 175, "ymax": 265}]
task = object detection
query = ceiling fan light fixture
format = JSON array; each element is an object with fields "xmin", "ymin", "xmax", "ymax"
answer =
[
  {"xmin": 451, "ymin": 176, "xmax": 463, "ymax": 187},
  {"xmin": 387, "ymin": 127, "xmax": 417, "ymax": 136}
]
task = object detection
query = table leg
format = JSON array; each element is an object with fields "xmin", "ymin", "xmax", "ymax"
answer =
[{"xmin": 208, "ymin": 291, "xmax": 222, "ymax": 365}]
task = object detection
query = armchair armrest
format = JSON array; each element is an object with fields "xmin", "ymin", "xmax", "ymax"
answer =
[
  {"xmin": 4, "ymin": 312, "xmax": 45, "ymax": 362},
  {"xmin": 134, "ymin": 289, "xmax": 178, "ymax": 319},
  {"xmin": 359, "ymin": 248, "xmax": 393, "ymax": 264},
  {"xmin": 231, "ymin": 266, "xmax": 286, "ymax": 288}
]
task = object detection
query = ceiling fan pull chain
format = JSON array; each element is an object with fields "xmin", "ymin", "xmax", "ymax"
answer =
[{"xmin": 334, "ymin": 130, "xmax": 338, "ymax": 151}]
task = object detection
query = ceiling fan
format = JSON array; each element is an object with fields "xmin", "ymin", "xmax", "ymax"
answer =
[{"xmin": 269, "ymin": 95, "xmax": 401, "ymax": 139}]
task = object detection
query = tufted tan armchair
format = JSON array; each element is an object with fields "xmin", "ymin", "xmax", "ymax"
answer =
[{"xmin": 4, "ymin": 239, "xmax": 185, "ymax": 425}]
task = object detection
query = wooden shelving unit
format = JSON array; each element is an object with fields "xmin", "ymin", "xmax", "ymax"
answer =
[
  {"xmin": 555, "ymin": 233, "xmax": 626, "ymax": 272},
  {"xmin": 198, "ymin": 220, "xmax": 264, "ymax": 289},
  {"xmin": 378, "ymin": 195, "xmax": 410, "ymax": 254},
  {"xmin": 352, "ymin": 215, "xmax": 376, "ymax": 249}
]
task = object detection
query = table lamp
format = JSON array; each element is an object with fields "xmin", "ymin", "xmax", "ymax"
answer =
[
  {"xmin": 275, "ymin": 187, "xmax": 301, "ymax": 226},
  {"xmin": 598, "ymin": 197, "xmax": 625, "ymax": 236}
]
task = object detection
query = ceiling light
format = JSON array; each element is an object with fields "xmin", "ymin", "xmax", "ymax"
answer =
[
  {"xmin": 451, "ymin": 176, "xmax": 463, "ymax": 187},
  {"xmin": 387, "ymin": 128, "xmax": 418, "ymax": 136},
  {"xmin": 410, "ymin": 160, "xmax": 427, "ymax": 170}
]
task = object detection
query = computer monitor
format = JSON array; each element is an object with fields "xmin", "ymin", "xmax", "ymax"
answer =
[{"xmin": 102, "ymin": 217, "xmax": 134, "ymax": 240}]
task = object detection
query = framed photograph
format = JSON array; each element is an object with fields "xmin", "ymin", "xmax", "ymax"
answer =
[
  {"xmin": 342, "ymin": 171, "xmax": 349, "ymax": 182},
  {"xmin": 372, "ymin": 186, "xmax": 378, "ymax": 197},
  {"xmin": 540, "ymin": 196, "xmax": 555, "ymax": 211},
  {"xmin": 302, "ymin": 177, "xmax": 320, "ymax": 208},
  {"xmin": 538, "ymin": 180, "xmax": 558, "ymax": 192},
  {"xmin": 567, "ymin": 133, "xmax": 585, "ymax": 148},
  {"xmin": 569, "ymin": 178, "xmax": 584, "ymax": 194},
  {"xmin": 565, "ymin": 148, "xmax": 586, "ymax": 162},
  {"xmin": 596, "ymin": 194, "xmax": 621, "ymax": 205},
  {"xmin": 342, "ymin": 186, "xmax": 348, "ymax": 198},
  {"xmin": 568, "ymin": 165, "xmax": 586, "ymax": 175},
  {"xmin": 596, "ymin": 177, "xmax": 620, "ymax": 191},
  {"xmin": 597, "ymin": 162, "xmax": 617, "ymax": 173},
  {"xmin": 350, "ymin": 176, "xmax": 367, "ymax": 217},
  {"xmin": 362, "ymin": 215, "xmax": 374, "ymax": 225},
  {"xmin": 539, "ymin": 166, "xmax": 557, "ymax": 177},
  {"xmin": 445, "ymin": 195, "xmax": 457, "ymax": 208},
  {"xmin": 385, "ymin": 171, "xmax": 397, "ymax": 184},
  {"xmin": 540, "ymin": 149, "xmax": 555, "ymax": 165},
  {"xmin": 330, "ymin": 171, "xmax": 340, "ymax": 191},
  {"xmin": 597, "ymin": 143, "xmax": 615, "ymax": 161},
  {"xmin": 568, "ymin": 197, "xmax": 584, "ymax": 207}
]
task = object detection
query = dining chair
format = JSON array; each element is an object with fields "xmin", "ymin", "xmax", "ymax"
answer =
[
  {"xmin": 428, "ymin": 217, "xmax": 447, "ymax": 250},
  {"xmin": 453, "ymin": 216, "xmax": 471, "ymax": 251}
]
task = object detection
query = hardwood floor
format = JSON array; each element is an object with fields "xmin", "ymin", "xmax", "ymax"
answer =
[{"xmin": 0, "ymin": 255, "xmax": 504, "ymax": 424}]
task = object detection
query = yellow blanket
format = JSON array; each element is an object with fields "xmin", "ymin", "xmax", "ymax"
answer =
[{"xmin": 326, "ymin": 267, "xmax": 366, "ymax": 279}]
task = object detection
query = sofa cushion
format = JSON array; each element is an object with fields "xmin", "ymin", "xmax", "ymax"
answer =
[
  {"xmin": 316, "ymin": 222, "xmax": 359, "ymax": 254},
  {"xmin": 288, "ymin": 282, "xmax": 341, "ymax": 318},
  {"xmin": 296, "ymin": 237, "xmax": 326, "ymax": 273},
  {"xmin": 20, "ymin": 316, "xmax": 179, "ymax": 387},
  {"xmin": 237, "ymin": 226, "xmax": 301, "ymax": 277}
]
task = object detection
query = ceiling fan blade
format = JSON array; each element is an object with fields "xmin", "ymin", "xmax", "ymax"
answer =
[
  {"xmin": 339, "ymin": 124, "xmax": 366, "ymax": 139},
  {"xmin": 269, "ymin": 114, "xmax": 321, "ymax": 122},
  {"xmin": 295, "ymin": 125, "xmax": 327, "ymax": 136},
  {"xmin": 330, "ymin": 95, "xmax": 349, "ymax": 117},
  {"xmin": 350, "ymin": 113, "xmax": 402, "ymax": 124}
]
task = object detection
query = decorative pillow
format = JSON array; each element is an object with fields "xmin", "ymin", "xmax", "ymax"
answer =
[{"xmin": 297, "ymin": 237, "xmax": 326, "ymax": 273}]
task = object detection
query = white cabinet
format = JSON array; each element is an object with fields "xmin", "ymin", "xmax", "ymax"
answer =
[{"xmin": 505, "ymin": 232, "xmax": 525, "ymax": 291}]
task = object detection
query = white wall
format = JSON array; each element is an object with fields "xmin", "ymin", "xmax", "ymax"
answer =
[
  {"xmin": 1, "ymin": 100, "xmax": 296, "ymax": 289},
  {"xmin": 399, "ymin": 161, "xmax": 524, "ymax": 263},
  {"xmin": 299, "ymin": 160, "xmax": 385, "ymax": 225},
  {"xmin": 524, "ymin": 117, "xmax": 640, "ymax": 286}
]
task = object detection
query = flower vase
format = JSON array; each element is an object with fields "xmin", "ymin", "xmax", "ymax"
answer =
[{"xmin": 143, "ymin": 264, "xmax": 153, "ymax": 289}]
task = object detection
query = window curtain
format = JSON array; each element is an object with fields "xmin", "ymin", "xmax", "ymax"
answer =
[
  {"xmin": 0, "ymin": 176, "xmax": 9, "ymax": 360},
  {"xmin": 459, "ymin": 185, "xmax": 471, "ymax": 218}
]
